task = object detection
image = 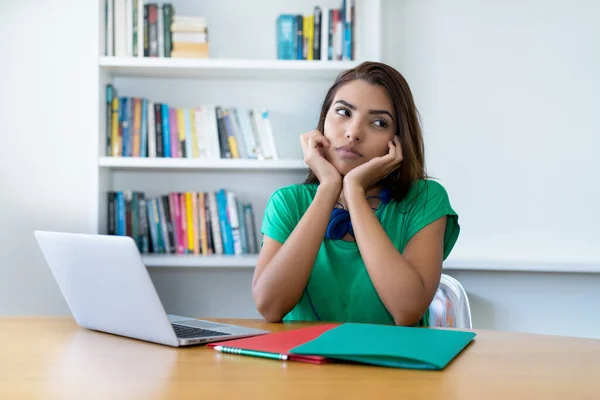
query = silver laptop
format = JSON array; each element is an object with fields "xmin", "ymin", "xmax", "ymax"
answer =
[{"xmin": 34, "ymin": 230, "xmax": 269, "ymax": 347}]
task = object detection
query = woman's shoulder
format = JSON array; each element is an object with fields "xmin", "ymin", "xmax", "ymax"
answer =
[
  {"xmin": 400, "ymin": 178, "xmax": 460, "ymax": 260},
  {"xmin": 271, "ymin": 183, "xmax": 318, "ymax": 197},
  {"xmin": 267, "ymin": 183, "xmax": 319, "ymax": 208},
  {"xmin": 405, "ymin": 178, "xmax": 451, "ymax": 201},
  {"xmin": 399, "ymin": 178, "xmax": 449, "ymax": 207},
  {"xmin": 262, "ymin": 184, "xmax": 319, "ymax": 236}
]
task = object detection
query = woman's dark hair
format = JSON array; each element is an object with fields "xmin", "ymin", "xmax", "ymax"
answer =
[{"xmin": 305, "ymin": 61, "xmax": 428, "ymax": 202}]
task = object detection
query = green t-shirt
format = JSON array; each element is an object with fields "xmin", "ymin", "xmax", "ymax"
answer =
[{"xmin": 260, "ymin": 179, "xmax": 460, "ymax": 326}]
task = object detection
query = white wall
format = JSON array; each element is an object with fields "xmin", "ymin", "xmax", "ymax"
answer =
[
  {"xmin": 386, "ymin": 0, "xmax": 600, "ymax": 265},
  {"xmin": 0, "ymin": 1, "xmax": 98, "ymax": 315},
  {"xmin": 1, "ymin": 0, "xmax": 598, "ymax": 339},
  {"xmin": 384, "ymin": 0, "xmax": 600, "ymax": 338},
  {"xmin": 445, "ymin": 270, "xmax": 600, "ymax": 338}
]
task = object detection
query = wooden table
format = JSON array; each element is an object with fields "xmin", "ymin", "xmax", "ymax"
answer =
[{"xmin": 1, "ymin": 318, "xmax": 599, "ymax": 399}]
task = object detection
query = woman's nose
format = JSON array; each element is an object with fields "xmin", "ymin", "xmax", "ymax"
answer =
[{"xmin": 345, "ymin": 126, "xmax": 361, "ymax": 142}]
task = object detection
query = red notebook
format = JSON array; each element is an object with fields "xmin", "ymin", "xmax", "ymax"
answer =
[{"xmin": 208, "ymin": 324, "xmax": 339, "ymax": 364}]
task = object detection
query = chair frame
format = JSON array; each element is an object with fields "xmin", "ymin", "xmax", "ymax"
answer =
[{"xmin": 430, "ymin": 274, "xmax": 473, "ymax": 329}]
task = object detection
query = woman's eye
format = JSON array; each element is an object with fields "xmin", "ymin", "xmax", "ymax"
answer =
[
  {"xmin": 373, "ymin": 119, "xmax": 388, "ymax": 128},
  {"xmin": 336, "ymin": 108, "xmax": 350, "ymax": 117}
]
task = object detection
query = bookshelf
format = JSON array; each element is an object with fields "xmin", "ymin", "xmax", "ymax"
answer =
[
  {"xmin": 95, "ymin": 0, "xmax": 383, "ymax": 267},
  {"xmin": 99, "ymin": 56, "xmax": 361, "ymax": 79},
  {"xmin": 142, "ymin": 254, "xmax": 259, "ymax": 268},
  {"xmin": 98, "ymin": 156, "xmax": 308, "ymax": 171},
  {"xmin": 143, "ymin": 255, "xmax": 599, "ymax": 273}
]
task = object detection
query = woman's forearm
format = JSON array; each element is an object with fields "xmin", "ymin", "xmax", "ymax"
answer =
[
  {"xmin": 345, "ymin": 185, "xmax": 430, "ymax": 325},
  {"xmin": 252, "ymin": 183, "xmax": 341, "ymax": 321}
]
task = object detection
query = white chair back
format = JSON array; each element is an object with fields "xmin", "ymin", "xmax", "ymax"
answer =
[{"xmin": 428, "ymin": 274, "xmax": 472, "ymax": 329}]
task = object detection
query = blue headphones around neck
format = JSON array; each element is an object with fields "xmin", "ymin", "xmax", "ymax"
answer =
[{"xmin": 324, "ymin": 187, "xmax": 392, "ymax": 240}]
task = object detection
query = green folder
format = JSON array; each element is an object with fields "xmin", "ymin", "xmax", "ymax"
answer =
[{"xmin": 289, "ymin": 323, "xmax": 476, "ymax": 370}]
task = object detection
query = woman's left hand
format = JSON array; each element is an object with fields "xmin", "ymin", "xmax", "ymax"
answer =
[{"xmin": 343, "ymin": 136, "xmax": 403, "ymax": 194}]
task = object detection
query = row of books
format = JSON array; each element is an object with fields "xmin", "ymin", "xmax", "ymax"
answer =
[
  {"xmin": 108, "ymin": 190, "xmax": 259, "ymax": 256},
  {"xmin": 276, "ymin": 0, "xmax": 355, "ymax": 61},
  {"xmin": 104, "ymin": 0, "xmax": 209, "ymax": 58},
  {"xmin": 105, "ymin": 85, "xmax": 279, "ymax": 159}
]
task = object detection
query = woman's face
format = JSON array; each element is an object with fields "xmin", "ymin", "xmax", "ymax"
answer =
[{"xmin": 323, "ymin": 79, "xmax": 397, "ymax": 176}]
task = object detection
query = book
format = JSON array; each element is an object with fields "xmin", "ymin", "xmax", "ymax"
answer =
[
  {"xmin": 289, "ymin": 323, "xmax": 476, "ymax": 370},
  {"xmin": 276, "ymin": 14, "xmax": 298, "ymax": 60},
  {"xmin": 208, "ymin": 324, "xmax": 339, "ymax": 364}
]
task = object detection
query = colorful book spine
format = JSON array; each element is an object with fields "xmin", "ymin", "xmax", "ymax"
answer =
[
  {"xmin": 169, "ymin": 107, "xmax": 179, "ymax": 158},
  {"xmin": 191, "ymin": 192, "xmax": 200, "ymax": 255},
  {"xmin": 140, "ymin": 98, "xmax": 148, "ymax": 157},
  {"xmin": 161, "ymin": 103, "xmax": 171, "ymax": 157}
]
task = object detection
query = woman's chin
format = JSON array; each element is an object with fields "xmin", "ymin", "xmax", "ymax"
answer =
[{"xmin": 332, "ymin": 160, "xmax": 361, "ymax": 177}]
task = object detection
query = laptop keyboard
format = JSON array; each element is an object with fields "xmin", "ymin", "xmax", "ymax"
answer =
[{"xmin": 172, "ymin": 323, "xmax": 232, "ymax": 339}]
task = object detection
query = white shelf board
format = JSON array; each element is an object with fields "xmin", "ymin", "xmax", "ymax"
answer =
[
  {"xmin": 98, "ymin": 156, "xmax": 307, "ymax": 171},
  {"xmin": 142, "ymin": 254, "xmax": 258, "ymax": 268},
  {"xmin": 443, "ymin": 259, "xmax": 600, "ymax": 273},
  {"xmin": 140, "ymin": 254, "xmax": 600, "ymax": 273},
  {"xmin": 99, "ymin": 56, "xmax": 359, "ymax": 80}
]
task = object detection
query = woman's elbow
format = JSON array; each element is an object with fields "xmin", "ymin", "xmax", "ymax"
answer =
[
  {"xmin": 392, "ymin": 309, "xmax": 427, "ymax": 326},
  {"xmin": 252, "ymin": 288, "xmax": 285, "ymax": 323},
  {"xmin": 261, "ymin": 312, "xmax": 284, "ymax": 323},
  {"xmin": 256, "ymin": 304, "xmax": 285, "ymax": 323}
]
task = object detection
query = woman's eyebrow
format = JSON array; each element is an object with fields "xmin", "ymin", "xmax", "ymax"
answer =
[
  {"xmin": 334, "ymin": 99, "xmax": 356, "ymax": 110},
  {"xmin": 369, "ymin": 108, "xmax": 394, "ymax": 121},
  {"xmin": 334, "ymin": 99, "xmax": 394, "ymax": 121}
]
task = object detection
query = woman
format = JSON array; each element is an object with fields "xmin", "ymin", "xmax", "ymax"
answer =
[{"xmin": 252, "ymin": 61, "xmax": 460, "ymax": 326}]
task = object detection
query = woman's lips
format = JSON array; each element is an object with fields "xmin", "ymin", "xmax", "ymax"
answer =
[{"xmin": 335, "ymin": 145, "xmax": 362, "ymax": 158}]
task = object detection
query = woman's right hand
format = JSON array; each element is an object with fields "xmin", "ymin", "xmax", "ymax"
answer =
[{"xmin": 300, "ymin": 130, "xmax": 342, "ymax": 188}]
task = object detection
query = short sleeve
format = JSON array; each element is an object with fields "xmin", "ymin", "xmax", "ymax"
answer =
[
  {"xmin": 260, "ymin": 187, "xmax": 302, "ymax": 245},
  {"xmin": 404, "ymin": 180, "xmax": 460, "ymax": 260}
]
